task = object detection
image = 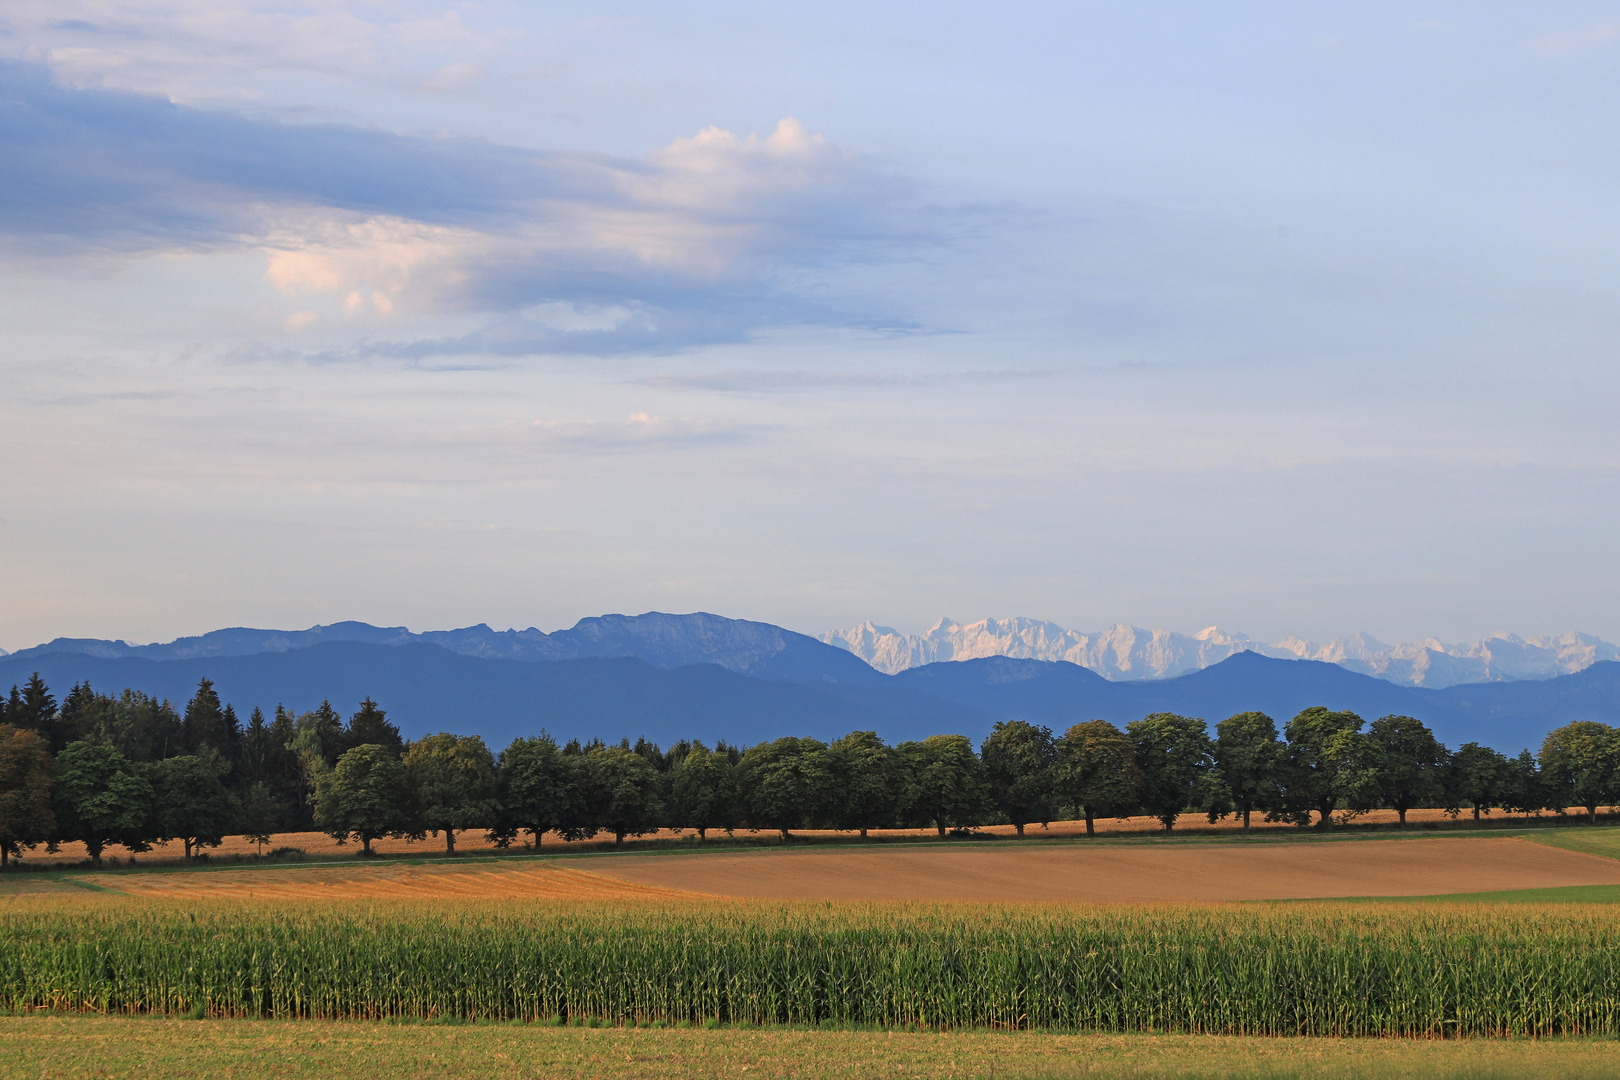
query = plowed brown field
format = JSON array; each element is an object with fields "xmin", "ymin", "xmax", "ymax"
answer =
[
  {"xmin": 584, "ymin": 836, "xmax": 1620, "ymax": 902},
  {"xmin": 43, "ymin": 834, "xmax": 1620, "ymax": 904},
  {"xmin": 90, "ymin": 862, "xmax": 697, "ymax": 902}
]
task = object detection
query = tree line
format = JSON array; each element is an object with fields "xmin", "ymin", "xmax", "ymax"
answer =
[{"xmin": 2, "ymin": 672, "xmax": 1618, "ymax": 866}]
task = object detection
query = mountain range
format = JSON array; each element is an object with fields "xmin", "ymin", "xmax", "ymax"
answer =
[
  {"xmin": 820, "ymin": 618, "xmax": 1620, "ymax": 688},
  {"xmin": 4, "ymin": 613, "xmax": 1620, "ymax": 755}
]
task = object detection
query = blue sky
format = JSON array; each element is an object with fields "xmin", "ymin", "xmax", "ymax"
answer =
[{"xmin": 2, "ymin": 2, "xmax": 1618, "ymax": 650}]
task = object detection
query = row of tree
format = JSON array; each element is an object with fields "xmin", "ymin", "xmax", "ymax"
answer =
[{"xmin": 2, "ymin": 672, "xmax": 1619, "ymax": 866}]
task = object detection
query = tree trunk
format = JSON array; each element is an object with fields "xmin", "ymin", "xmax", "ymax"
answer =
[
  {"xmin": 1473, "ymin": 806, "xmax": 1481, "ymax": 821},
  {"xmin": 1589, "ymin": 803, "xmax": 1599, "ymax": 824},
  {"xmin": 1014, "ymin": 822, "xmax": 1025, "ymax": 837},
  {"xmin": 362, "ymin": 835, "xmax": 374, "ymax": 855},
  {"xmin": 87, "ymin": 840, "xmax": 104, "ymax": 868},
  {"xmin": 1317, "ymin": 805, "xmax": 1333, "ymax": 830},
  {"xmin": 532, "ymin": 828, "xmax": 543, "ymax": 850},
  {"xmin": 935, "ymin": 821, "xmax": 946, "ymax": 837},
  {"xmin": 1397, "ymin": 807, "xmax": 1407, "ymax": 827},
  {"xmin": 1242, "ymin": 806, "xmax": 1251, "ymax": 830},
  {"xmin": 183, "ymin": 838, "xmax": 194, "ymax": 861},
  {"xmin": 1084, "ymin": 810, "xmax": 1095, "ymax": 836},
  {"xmin": 858, "ymin": 828, "xmax": 867, "ymax": 839},
  {"xmin": 445, "ymin": 829, "xmax": 456, "ymax": 855},
  {"xmin": 698, "ymin": 827, "xmax": 707, "ymax": 841},
  {"xmin": 616, "ymin": 829, "xmax": 626, "ymax": 847}
]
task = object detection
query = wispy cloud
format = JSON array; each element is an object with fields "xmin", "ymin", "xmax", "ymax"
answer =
[
  {"xmin": 638, "ymin": 371, "xmax": 921, "ymax": 393},
  {"xmin": 1529, "ymin": 22, "xmax": 1619, "ymax": 57},
  {"xmin": 0, "ymin": 60, "xmax": 942, "ymax": 352}
]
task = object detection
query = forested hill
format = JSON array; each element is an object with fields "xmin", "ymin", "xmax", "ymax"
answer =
[{"xmin": 4, "ymin": 633, "xmax": 1620, "ymax": 753}]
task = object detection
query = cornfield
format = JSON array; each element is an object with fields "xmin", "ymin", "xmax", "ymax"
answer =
[{"xmin": 3, "ymin": 897, "xmax": 1619, "ymax": 1036}]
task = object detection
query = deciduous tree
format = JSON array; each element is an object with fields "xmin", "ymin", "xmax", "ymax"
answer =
[
  {"xmin": 0, "ymin": 725, "xmax": 54, "ymax": 867},
  {"xmin": 737, "ymin": 737, "xmax": 832, "ymax": 840},
  {"xmin": 151, "ymin": 754, "xmax": 239, "ymax": 861},
  {"xmin": 1213, "ymin": 712, "xmax": 1283, "ymax": 829},
  {"xmin": 1540, "ymin": 721, "xmax": 1620, "ymax": 823},
  {"xmin": 898, "ymin": 734, "xmax": 992, "ymax": 837},
  {"xmin": 1127, "ymin": 713, "xmax": 1213, "ymax": 832},
  {"xmin": 405, "ymin": 733, "xmax": 498, "ymax": 854},
  {"xmin": 52, "ymin": 742, "xmax": 156, "ymax": 868},
  {"xmin": 1447, "ymin": 741, "xmax": 1512, "ymax": 821},
  {"xmin": 1281, "ymin": 708, "xmax": 1366, "ymax": 828},
  {"xmin": 1057, "ymin": 720, "xmax": 1142, "ymax": 835},
  {"xmin": 671, "ymin": 741, "xmax": 737, "ymax": 840},
  {"xmin": 494, "ymin": 734, "xmax": 582, "ymax": 849},
  {"xmin": 1367, "ymin": 715, "xmax": 1447, "ymax": 826},
  {"xmin": 315, "ymin": 744, "xmax": 411, "ymax": 855},
  {"xmin": 980, "ymin": 721, "xmax": 1058, "ymax": 837},
  {"xmin": 580, "ymin": 745, "xmax": 666, "ymax": 846}
]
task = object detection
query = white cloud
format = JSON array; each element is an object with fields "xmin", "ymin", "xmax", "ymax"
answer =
[
  {"xmin": 2, "ymin": 0, "xmax": 491, "ymax": 104},
  {"xmin": 418, "ymin": 62, "xmax": 485, "ymax": 93},
  {"xmin": 1529, "ymin": 23, "xmax": 1619, "ymax": 57},
  {"xmin": 231, "ymin": 118, "xmax": 919, "ymax": 324}
]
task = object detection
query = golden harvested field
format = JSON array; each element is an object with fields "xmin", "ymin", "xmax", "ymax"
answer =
[
  {"xmin": 20, "ymin": 806, "xmax": 1602, "ymax": 868},
  {"xmin": 585, "ymin": 835, "xmax": 1620, "ymax": 902}
]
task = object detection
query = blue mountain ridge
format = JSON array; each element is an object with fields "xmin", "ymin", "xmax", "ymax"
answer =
[{"xmin": 3, "ymin": 614, "xmax": 1618, "ymax": 753}]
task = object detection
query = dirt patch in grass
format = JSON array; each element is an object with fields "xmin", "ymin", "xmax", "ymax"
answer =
[{"xmin": 582, "ymin": 836, "xmax": 1620, "ymax": 903}]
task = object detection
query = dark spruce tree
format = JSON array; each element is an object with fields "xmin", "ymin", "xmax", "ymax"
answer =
[
  {"xmin": 344, "ymin": 698, "xmax": 404, "ymax": 758},
  {"xmin": 182, "ymin": 678, "xmax": 242, "ymax": 764}
]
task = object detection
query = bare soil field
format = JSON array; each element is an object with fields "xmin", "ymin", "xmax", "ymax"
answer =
[
  {"xmin": 583, "ymin": 836, "xmax": 1620, "ymax": 903},
  {"xmin": 21, "ymin": 833, "xmax": 1617, "ymax": 904},
  {"xmin": 77, "ymin": 861, "xmax": 695, "ymax": 902}
]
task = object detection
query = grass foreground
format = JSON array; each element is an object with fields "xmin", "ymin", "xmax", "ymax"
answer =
[{"xmin": 4, "ymin": 1016, "xmax": 1620, "ymax": 1080}]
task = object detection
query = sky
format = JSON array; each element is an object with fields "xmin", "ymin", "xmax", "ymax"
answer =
[{"xmin": 2, "ymin": 2, "xmax": 1619, "ymax": 652}]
